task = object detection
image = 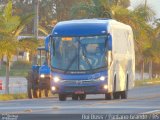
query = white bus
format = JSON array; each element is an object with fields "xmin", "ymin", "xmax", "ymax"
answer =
[{"xmin": 50, "ymin": 19, "xmax": 135, "ymax": 100}]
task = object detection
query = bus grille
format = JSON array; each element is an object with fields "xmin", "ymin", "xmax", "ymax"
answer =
[
  {"xmin": 61, "ymin": 80, "xmax": 98, "ymax": 85},
  {"xmin": 64, "ymin": 86, "xmax": 96, "ymax": 92}
]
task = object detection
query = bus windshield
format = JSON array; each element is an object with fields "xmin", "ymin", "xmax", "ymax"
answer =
[{"xmin": 51, "ymin": 36, "xmax": 107, "ymax": 72}]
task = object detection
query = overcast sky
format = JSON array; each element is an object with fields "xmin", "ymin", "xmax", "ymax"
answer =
[{"xmin": 130, "ymin": 0, "xmax": 160, "ymax": 18}]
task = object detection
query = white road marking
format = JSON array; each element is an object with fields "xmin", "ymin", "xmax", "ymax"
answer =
[
  {"xmin": 141, "ymin": 110, "xmax": 160, "ymax": 114},
  {"xmin": 0, "ymin": 106, "xmax": 160, "ymax": 110}
]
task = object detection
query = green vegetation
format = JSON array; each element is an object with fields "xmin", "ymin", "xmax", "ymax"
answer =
[
  {"xmin": 0, "ymin": 93, "xmax": 27, "ymax": 101},
  {"xmin": 70, "ymin": 0, "xmax": 160, "ymax": 80},
  {"xmin": 135, "ymin": 78, "xmax": 160, "ymax": 87},
  {"xmin": 0, "ymin": 0, "xmax": 160, "ymax": 94},
  {"xmin": 0, "ymin": 93, "xmax": 57, "ymax": 101},
  {"xmin": 0, "ymin": 61, "xmax": 31, "ymax": 76},
  {"xmin": 0, "ymin": 1, "xmax": 35, "ymax": 94}
]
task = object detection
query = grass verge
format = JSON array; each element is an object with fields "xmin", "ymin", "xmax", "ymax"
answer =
[
  {"xmin": 135, "ymin": 78, "xmax": 160, "ymax": 87},
  {"xmin": 0, "ymin": 93, "xmax": 27, "ymax": 101},
  {"xmin": 0, "ymin": 92, "xmax": 57, "ymax": 101}
]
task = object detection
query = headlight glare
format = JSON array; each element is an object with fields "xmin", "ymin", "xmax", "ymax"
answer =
[
  {"xmin": 99, "ymin": 76, "xmax": 105, "ymax": 81},
  {"xmin": 103, "ymin": 85, "xmax": 108, "ymax": 89},
  {"xmin": 40, "ymin": 74, "xmax": 45, "ymax": 78},
  {"xmin": 51, "ymin": 86, "xmax": 56, "ymax": 91},
  {"xmin": 53, "ymin": 77, "xmax": 60, "ymax": 83}
]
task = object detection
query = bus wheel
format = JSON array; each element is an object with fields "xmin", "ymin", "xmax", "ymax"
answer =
[
  {"xmin": 113, "ymin": 92, "xmax": 120, "ymax": 99},
  {"xmin": 79, "ymin": 94, "xmax": 86, "ymax": 100},
  {"xmin": 121, "ymin": 74, "xmax": 129, "ymax": 99},
  {"xmin": 59, "ymin": 94, "xmax": 66, "ymax": 101},
  {"xmin": 105, "ymin": 93, "xmax": 113, "ymax": 100},
  {"xmin": 113, "ymin": 75, "xmax": 119, "ymax": 99},
  {"xmin": 45, "ymin": 89, "xmax": 49, "ymax": 97},
  {"xmin": 121, "ymin": 91, "xmax": 127, "ymax": 99},
  {"xmin": 72, "ymin": 94, "xmax": 78, "ymax": 100}
]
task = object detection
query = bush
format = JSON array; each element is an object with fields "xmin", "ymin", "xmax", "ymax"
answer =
[
  {"xmin": 135, "ymin": 78, "xmax": 160, "ymax": 87},
  {"xmin": 0, "ymin": 94, "xmax": 27, "ymax": 101}
]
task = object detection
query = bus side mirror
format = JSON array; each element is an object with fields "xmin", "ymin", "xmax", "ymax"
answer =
[{"xmin": 107, "ymin": 34, "xmax": 112, "ymax": 51}]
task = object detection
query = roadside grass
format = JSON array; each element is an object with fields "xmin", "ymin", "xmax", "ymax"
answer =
[
  {"xmin": 135, "ymin": 78, "xmax": 160, "ymax": 87},
  {"xmin": 0, "ymin": 93, "xmax": 27, "ymax": 101},
  {"xmin": 0, "ymin": 78, "xmax": 159, "ymax": 101},
  {"xmin": 0, "ymin": 92, "xmax": 56, "ymax": 101},
  {"xmin": 0, "ymin": 61, "xmax": 31, "ymax": 77}
]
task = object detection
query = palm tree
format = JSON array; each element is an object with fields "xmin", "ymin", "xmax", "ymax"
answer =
[
  {"xmin": 70, "ymin": 0, "xmax": 156, "ymax": 80},
  {"xmin": 70, "ymin": 0, "xmax": 130, "ymax": 19},
  {"xmin": 146, "ymin": 19, "xmax": 160, "ymax": 79},
  {"xmin": 70, "ymin": 0, "xmax": 112, "ymax": 19},
  {"xmin": 0, "ymin": 1, "xmax": 34, "ymax": 94},
  {"xmin": 133, "ymin": 4, "xmax": 155, "ymax": 80}
]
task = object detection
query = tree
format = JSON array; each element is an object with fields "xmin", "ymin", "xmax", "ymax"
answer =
[
  {"xmin": 11, "ymin": 0, "xmax": 87, "ymax": 34},
  {"xmin": 70, "ymin": 0, "xmax": 130, "ymax": 19},
  {"xmin": 145, "ymin": 19, "xmax": 160, "ymax": 78},
  {"xmin": 71, "ymin": 0, "xmax": 112, "ymax": 19},
  {"xmin": 0, "ymin": 1, "xmax": 34, "ymax": 94},
  {"xmin": 7, "ymin": 0, "xmax": 52, "ymax": 35},
  {"xmin": 53, "ymin": 0, "xmax": 89, "ymax": 21},
  {"xmin": 70, "ymin": 0, "xmax": 157, "ymax": 80},
  {"xmin": 112, "ymin": 0, "xmax": 130, "ymax": 8},
  {"xmin": 133, "ymin": 4, "xmax": 155, "ymax": 79}
]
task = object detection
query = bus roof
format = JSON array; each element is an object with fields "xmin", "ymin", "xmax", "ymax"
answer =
[{"xmin": 52, "ymin": 19, "xmax": 111, "ymax": 37}]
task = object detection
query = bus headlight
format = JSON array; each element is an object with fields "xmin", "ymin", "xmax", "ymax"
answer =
[
  {"xmin": 40, "ymin": 74, "xmax": 45, "ymax": 78},
  {"xmin": 53, "ymin": 77, "xmax": 60, "ymax": 83},
  {"xmin": 51, "ymin": 86, "xmax": 56, "ymax": 91},
  {"xmin": 103, "ymin": 85, "xmax": 108, "ymax": 89},
  {"xmin": 99, "ymin": 76, "xmax": 105, "ymax": 81}
]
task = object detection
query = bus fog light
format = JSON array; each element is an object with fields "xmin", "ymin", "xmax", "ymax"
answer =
[
  {"xmin": 103, "ymin": 85, "xmax": 108, "ymax": 89},
  {"xmin": 51, "ymin": 86, "xmax": 56, "ymax": 91}
]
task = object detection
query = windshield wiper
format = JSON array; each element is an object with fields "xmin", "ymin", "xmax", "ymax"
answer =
[
  {"xmin": 64, "ymin": 40, "xmax": 93, "ymax": 73},
  {"xmin": 78, "ymin": 40, "xmax": 93, "ymax": 70},
  {"xmin": 64, "ymin": 52, "xmax": 78, "ymax": 73}
]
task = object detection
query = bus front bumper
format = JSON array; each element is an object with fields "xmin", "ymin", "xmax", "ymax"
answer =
[{"xmin": 51, "ymin": 84, "xmax": 108, "ymax": 95}]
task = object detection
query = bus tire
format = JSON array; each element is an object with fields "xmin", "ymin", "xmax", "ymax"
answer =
[
  {"xmin": 79, "ymin": 94, "xmax": 86, "ymax": 100},
  {"xmin": 121, "ymin": 91, "xmax": 127, "ymax": 99},
  {"xmin": 59, "ymin": 94, "xmax": 66, "ymax": 101},
  {"xmin": 105, "ymin": 93, "xmax": 113, "ymax": 100},
  {"xmin": 72, "ymin": 94, "xmax": 78, "ymax": 100},
  {"xmin": 113, "ymin": 92, "xmax": 120, "ymax": 99},
  {"xmin": 113, "ymin": 75, "xmax": 120, "ymax": 99},
  {"xmin": 121, "ymin": 75, "xmax": 129, "ymax": 99}
]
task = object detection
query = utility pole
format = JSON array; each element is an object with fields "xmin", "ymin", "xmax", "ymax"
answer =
[
  {"xmin": 144, "ymin": 0, "xmax": 147, "ymax": 8},
  {"xmin": 34, "ymin": 0, "xmax": 39, "ymax": 39},
  {"xmin": 144, "ymin": 0, "xmax": 147, "ymax": 12}
]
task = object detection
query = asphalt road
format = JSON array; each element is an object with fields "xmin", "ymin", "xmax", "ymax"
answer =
[{"xmin": 0, "ymin": 85, "xmax": 160, "ymax": 120}]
